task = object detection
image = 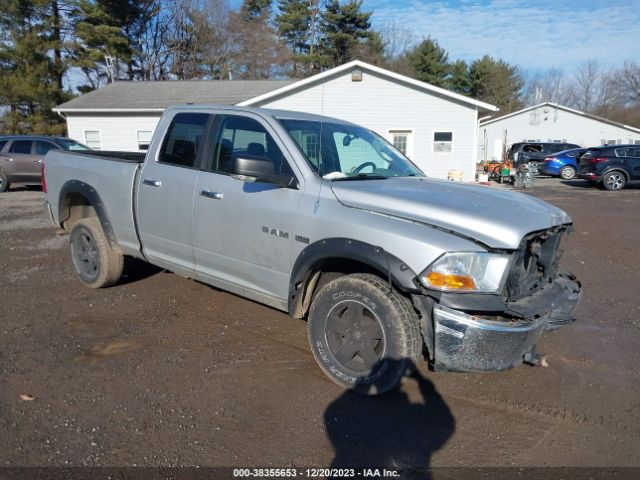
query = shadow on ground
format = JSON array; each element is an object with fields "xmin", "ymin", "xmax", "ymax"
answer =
[
  {"xmin": 325, "ymin": 360, "xmax": 454, "ymax": 478},
  {"xmin": 118, "ymin": 257, "xmax": 163, "ymax": 285}
]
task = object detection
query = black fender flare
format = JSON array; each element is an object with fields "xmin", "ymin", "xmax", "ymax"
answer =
[
  {"xmin": 58, "ymin": 180, "xmax": 117, "ymax": 246},
  {"xmin": 288, "ymin": 238, "xmax": 419, "ymax": 316}
]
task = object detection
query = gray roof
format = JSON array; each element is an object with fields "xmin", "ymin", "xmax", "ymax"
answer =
[{"xmin": 54, "ymin": 80, "xmax": 295, "ymax": 111}]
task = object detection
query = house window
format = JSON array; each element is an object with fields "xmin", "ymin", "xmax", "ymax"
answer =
[
  {"xmin": 137, "ymin": 130, "xmax": 153, "ymax": 151},
  {"xmin": 433, "ymin": 131, "xmax": 453, "ymax": 153},
  {"xmin": 389, "ymin": 130, "xmax": 412, "ymax": 157},
  {"xmin": 607, "ymin": 139, "xmax": 616, "ymax": 145},
  {"xmin": 85, "ymin": 131, "xmax": 101, "ymax": 150},
  {"xmin": 634, "ymin": 140, "xmax": 640, "ymax": 145},
  {"xmin": 304, "ymin": 133, "xmax": 319, "ymax": 162}
]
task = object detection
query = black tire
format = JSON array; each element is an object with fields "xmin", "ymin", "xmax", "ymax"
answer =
[
  {"xmin": 489, "ymin": 165, "xmax": 501, "ymax": 183},
  {"xmin": 559, "ymin": 165, "xmax": 576, "ymax": 180},
  {"xmin": 308, "ymin": 273, "xmax": 422, "ymax": 395},
  {"xmin": 69, "ymin": 217, "xmax": 124, "ymax": 288},
  {"xmin": 602, "ymin": 171, "xmax": 626, "ymax": 191},
  {"xmin": 0, "ymin": 168, "xmax": 9, "ymax": 193}
]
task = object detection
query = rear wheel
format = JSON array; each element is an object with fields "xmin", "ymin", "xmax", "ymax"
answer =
[
  {"xmin": 602, "ymin": 171, "xmax": 626, "ymax": 191},
  {"xmin": 308, "ymin": 273, "xmax": 422, "ymax": 395},
  {"xmin": 70, "ymin": 218, "xmax": 124, "ymax": 288},
  {"xmin": 559, "ymin": 165, "xmax": 576, "ymax": 180},
  {"xmin": 0, "ymin": 169, "xmax": 9, "ymax": 192}
]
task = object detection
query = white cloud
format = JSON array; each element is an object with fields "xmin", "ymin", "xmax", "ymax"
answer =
[{"xmin": 370, "ymin": 0, "xmax": 639, "ymax": 70}]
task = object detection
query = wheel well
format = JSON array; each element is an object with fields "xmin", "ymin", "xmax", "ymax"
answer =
[
  {"xmin": 60, "ymin": 192, "xmax": 98, "ymax": 231},
  {"xmin": 604, "ymin": 169, "xmax": 629, "ymax": 180},
  {"xmin": 290, "ymin": 257, "xmax": 405, "ymax": 319}
]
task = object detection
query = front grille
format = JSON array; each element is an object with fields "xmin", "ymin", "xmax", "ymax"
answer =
[{"xmin": 505, "ymin": 227, "xmax": 567, "ymax": 301}]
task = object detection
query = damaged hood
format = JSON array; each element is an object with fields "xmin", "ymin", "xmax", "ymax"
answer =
[{"xmin": 330, "ymin": 177, "xmax": 571, "ymax": 249}]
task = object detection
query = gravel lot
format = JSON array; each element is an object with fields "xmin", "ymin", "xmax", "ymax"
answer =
[{"xmin": 1, "ymin": 179, "xmax": 639, "ymax": 473}]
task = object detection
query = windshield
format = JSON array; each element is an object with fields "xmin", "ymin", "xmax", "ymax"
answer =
[
  {"xmin": 278, "ymin": 118, "xmax": 423, "ymax": 179},
  {"xmin": 56, "ymin": 139, "xmax": 90, "ymax": 151}
]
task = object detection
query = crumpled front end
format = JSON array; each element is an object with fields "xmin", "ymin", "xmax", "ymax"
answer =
[
  {"xmin": 414, "ymin": 221, "xmax": 582, "ymax": 372},
  {"xmin": 415, "ymin": 267, "xmax": 582, "ymax": 372}
]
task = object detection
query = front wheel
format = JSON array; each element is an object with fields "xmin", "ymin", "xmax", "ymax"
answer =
[
  {"xmin": 308, "ymin": 273, "xmax": 422, "ymax": 395},
  {"xmin": 70, "ymin": 217, "xmax": 124, "ymax": 288},
  {"xmin": 602, "ymin": 171, "xmax": 626, "ymax": 191}
]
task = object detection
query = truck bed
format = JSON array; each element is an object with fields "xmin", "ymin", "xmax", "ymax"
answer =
[{"xmin": 44, "ymin": 150, "xmax": 145, "ymax": 257}]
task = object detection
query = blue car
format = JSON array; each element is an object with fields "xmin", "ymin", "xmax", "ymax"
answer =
[{"xmin": 541, "ymin": 148, "xmax": 587, "ymax": 180}]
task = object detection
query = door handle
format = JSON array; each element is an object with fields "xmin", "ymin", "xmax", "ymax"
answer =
[
  {"xmin": 143, "ymin": 178, "xmax": 162, "ymax": 187},
  {"xmin": 4, "ymin": 157, "xmax": 13, "ymax": 162},
  {"xmin": 200, "ymin": 190, "xmax": 223, "ymax": 200},
  {"xmin": 34, "ymin": 159, "xmax": 43, "ymax": 163}
]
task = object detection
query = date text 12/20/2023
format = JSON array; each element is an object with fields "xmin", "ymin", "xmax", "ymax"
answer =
[{"xmin": 233, "ymin": 468, "xmax": 400, "ymax": 478}]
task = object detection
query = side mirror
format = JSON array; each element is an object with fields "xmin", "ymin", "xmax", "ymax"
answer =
[
  {"xmin": 232, "ymin": 154, "xmax": 297, "ymax": 188},
  {"xmin": 232, "ymin": 154, "xmax": 275, "ymax": 177}
]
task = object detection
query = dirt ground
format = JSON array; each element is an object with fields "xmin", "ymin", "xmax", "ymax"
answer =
[{"xmin": 1, "ymin": 178, "xmax": 639, "ymax": 474}]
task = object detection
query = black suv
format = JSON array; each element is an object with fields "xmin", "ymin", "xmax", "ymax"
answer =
[
  {"xmin": 507, "ymin": 142, "xmax": 581, "ymax": 172},
  {"xmin": 578, "ymin": 144, "xmax": 640, "ymax": 191}
]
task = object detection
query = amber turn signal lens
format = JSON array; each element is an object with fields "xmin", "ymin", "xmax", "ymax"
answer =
[{"xmin": 424, "ymin": 272, "xmax": 476, "ymax": 290}]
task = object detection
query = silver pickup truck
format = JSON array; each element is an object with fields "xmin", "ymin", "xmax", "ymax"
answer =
[{"xmin": 44, "ymin": 105, "xmax": 581, "ymax": 395}]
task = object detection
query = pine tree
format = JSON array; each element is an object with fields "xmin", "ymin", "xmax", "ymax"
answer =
[
  {"xmin": 0, "ymin": 0, "xmax": 70, "ymax": 134},
  {"xmin": 68, "ymin": 0, "xmax": 131, "ymax": 89},
  {"xmin": 321, "ymin": 0, "xmax": 373, "ymax": 68},
  {"xmin": 469, "ymin": 55, "xmax": 523, "ymax": 112},
  {"xmin": 276, "ymin": 0, "xmax": 312, "ymax": 76},
  {"xmin": 447, "ymin": 59, "xmax": 471, "ymax": 95},
  {"xmin": 240, "ymin": 0, "xmax": 272, "ymax": 21},
  {"xmin": 406, "ymin": 37, "xmax": 449, "ymax": 87}
]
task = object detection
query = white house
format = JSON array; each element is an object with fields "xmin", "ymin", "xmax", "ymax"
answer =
[
  {"xmin": 479, "ymin": 102, "xmax": 640, "ymax": 161},
  {"xmin": 54, "ymin": 60, "xmax": 498, "ymax": 180}
]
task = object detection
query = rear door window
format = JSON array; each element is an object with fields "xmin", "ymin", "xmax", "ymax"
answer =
[
  {"xmin": 158, "ymin": 113, "xmax": 210, "ymax": 168},
  {"xmin": 8, "ymin": 140, "xmax": 33, "ymax": 154}
]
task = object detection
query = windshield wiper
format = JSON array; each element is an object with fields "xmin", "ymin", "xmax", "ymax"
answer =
[{"xmin": 331, "ymin": 174, "xmax": 389, "ymax": 181}]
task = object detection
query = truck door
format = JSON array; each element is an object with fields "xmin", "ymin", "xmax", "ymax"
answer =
[
  {"xmin": 136, "ymin": 112, "xmax": 211, "ymax": 273},
  {"xmin": 192, "ymin": 113, "xmax": 303, "ymax": 305}
]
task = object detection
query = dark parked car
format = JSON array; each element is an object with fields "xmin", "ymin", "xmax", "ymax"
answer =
[
  {"xmin": 541, "ymin": 148, "xmax": 587, "ymax": 180},
  {"xmin": 508, "ymin": 142, "xmax": 581, "ymax": 173},
  {"xmin": 0, "ymin": 135, "xmax": 89, "ymax": 192},
  {"xmin": 578, "ymin": 145, "xmax": 640, "ymax": 191}
]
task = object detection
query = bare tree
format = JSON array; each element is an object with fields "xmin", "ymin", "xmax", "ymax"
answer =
[
  {"xmin": 571, "ymin": 60, "xmax": 621, "ymax": 112},
  {"xmin": 227, "ymin": 8, "xmax": 290, "ymax": 79},
  {"xmin": 523, "ymin": 68, "xmax": 576, "ymax": 106},
  {"xmin": 614, "ymin": 61, "xmax": 640, "ymax": 104},
  {"xmin": 378, "ymin": 20, "xmax": 413, "ymax": 60}
]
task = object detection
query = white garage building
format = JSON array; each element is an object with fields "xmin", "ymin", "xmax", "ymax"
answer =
[
  {"xmin": 479, "ymin": 102, "xmax": 640, "ymax": 161},
  {"xmin": 54, "ymin": 60, "xmax": 498, "ymax": 180}
]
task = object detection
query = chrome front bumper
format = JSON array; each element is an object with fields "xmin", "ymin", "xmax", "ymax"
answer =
[
  {"xmin": 428, "ymin": 272, "xmax": 581, "ymax": 372},
  {"xmin": 433, "ymin": 306, "xmax": 548, "ymax": 372}
]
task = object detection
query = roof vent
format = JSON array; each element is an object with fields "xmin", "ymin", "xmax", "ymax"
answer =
[{"xmin": 351, "ymin": 69, "xmax": 363, "ymax": 82}]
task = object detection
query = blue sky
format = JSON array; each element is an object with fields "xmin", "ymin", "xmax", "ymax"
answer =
[
  {"xmin": 366, "ymin": 0, "xmax": 639, "ymax": 70},
  {"xmin": 231, "ymin": 0, "xmax": 638, "ymax": 71}
]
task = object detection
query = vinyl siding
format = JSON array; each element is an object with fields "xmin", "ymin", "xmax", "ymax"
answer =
[
  {"xmin": 257, "ymin": 70, "xmax": 479, "ymax": 180},
  {"xmin": 479, "ymin": 105, "xmax": 640, "ymax": 160},
  {"xmin": 66, "ymin": 113, "xmax": 162, "ymax": 151}
]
